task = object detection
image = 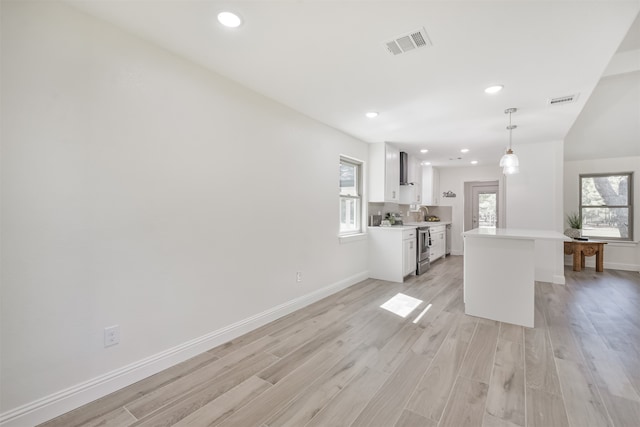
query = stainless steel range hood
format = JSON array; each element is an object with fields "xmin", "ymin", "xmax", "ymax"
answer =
[{"xmin": 400, "ymin": 151, "xmax": 409, "ymax": 185}]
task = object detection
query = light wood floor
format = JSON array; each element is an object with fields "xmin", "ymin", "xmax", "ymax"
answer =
[{"xmin": 40, "ymin": 256, "xmax": 640, "ymax": 427}]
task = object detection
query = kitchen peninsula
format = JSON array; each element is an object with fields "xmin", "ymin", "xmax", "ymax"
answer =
[
  {"xmin": 462, "ymin": 228, "xmax": 568, "ymax": 328},
  {"xmin": 368, "ymin": 221, "xmax": 451, "ymax": 283}
]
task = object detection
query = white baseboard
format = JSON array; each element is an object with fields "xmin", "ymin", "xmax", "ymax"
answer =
[
  {"xmin": 552, "ymin": 274, "xmax": 566, "ymax": 285},
  {"xmin": 0, "ymin": 271, "xmax": 369, "ymax": 427},
  {"xmin": 564, "ymin": 260, "xmax": 640, "ymax": 272},
  {"xmin": 604, "ymin": 263, "xmax": 640, "ymax": 272}
]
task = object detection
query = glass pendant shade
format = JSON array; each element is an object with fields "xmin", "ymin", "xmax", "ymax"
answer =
[
  {"xmin": 499, "ymin": 108, "xmax": 519, "ymax": 174},
  {"xmin": 503, "ymin": 164, "xmax": 519, "ymax": 175},
  {"xmin": 499, "ymin": 149, "xmax": 519, "ymax": 168}
]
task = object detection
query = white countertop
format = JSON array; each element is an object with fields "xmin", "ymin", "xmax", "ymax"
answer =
[
  {"xmin": 368, "ymin": 225, "xmax": 417, "ymax": 231},
  {"xmin": 405, "ymin": 221, "xmax": 451, "ymax": 227},
  {"xmin": 462, "ymin": 227, "xmax": 569, "ymax": 241},
  {"xmin": 368, "ymin": 221, "xmax": 451, "ymax": 231}
]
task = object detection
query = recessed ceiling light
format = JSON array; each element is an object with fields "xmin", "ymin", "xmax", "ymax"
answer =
[
  {"xmin": 422, "ymin": 161, "xmax": 431, "ymax": 166},
  {"xmin": 217, "ymin": 11, "xmax": 242, "ymax": 28},
  {"xmin": 420, "ymin": 149, "xmax": 429, "ymax": 153},
  {"xmin": 460, "ymin": 148, "xmax": 469, "ymax": 153},
  {"xmin": 471, "ymin": 160, "xmax": 478, "ymax": 165},
  {"xmin": 365, "ymin": 112, "xmax": 379, "ymax": 118},
  {"xmin": 484, "ymin": 85, "xmax": 503, "ymax": 94}
]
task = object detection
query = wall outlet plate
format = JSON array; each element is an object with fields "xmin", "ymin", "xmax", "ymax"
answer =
[{"xmin": 104, "ymin": 325, "xmax": 120, "ymax": 347}]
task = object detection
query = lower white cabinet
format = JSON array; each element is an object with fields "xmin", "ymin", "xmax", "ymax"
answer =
[
  {"xmin": 368, "ymin": 227, "xmax": 417, "ymax": 283},
  {"xmin": 403, "ymin": 232, "xmax": 417, "ymax": 276},
  {"xmin": 430, "ymin": 225, "xmax": 446, "ymax": 261}
]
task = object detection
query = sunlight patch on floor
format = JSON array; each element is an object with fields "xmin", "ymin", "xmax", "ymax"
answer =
[
  {"xmin": 412, "ymin": 304, "xmax": 432, "ymax": 324},
  {"xmin": 379, "ymin": 293, "xmax": 423, "ymax": 318}
]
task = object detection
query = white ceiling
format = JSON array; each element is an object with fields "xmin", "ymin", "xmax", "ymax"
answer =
[{"xmin": 66, "ymin": 0, "xmax": 639, "ymax": 167}]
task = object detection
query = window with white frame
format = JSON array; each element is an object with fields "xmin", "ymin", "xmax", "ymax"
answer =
[
  {"xmin": 339, "ymin": 157, "xmax": 362, "ymax": 235},
  {"xmin": 579, "ymin": 172, "xmax": 633, "ymax": 240}
]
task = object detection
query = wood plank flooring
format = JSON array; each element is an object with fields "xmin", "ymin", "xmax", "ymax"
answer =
[{"xmin": 40, "ymin": 256, "xmax": 640, "ymax": 427}]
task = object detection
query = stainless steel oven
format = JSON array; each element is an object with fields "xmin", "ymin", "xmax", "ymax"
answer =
[{"xmin": 417, "ymin": 227, "xmax": 431, "ymax": 275}]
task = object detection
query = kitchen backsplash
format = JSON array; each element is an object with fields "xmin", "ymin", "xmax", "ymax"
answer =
[{"xmin": 368, "ymin": 203, "xmax": 452, "ymax": 223}]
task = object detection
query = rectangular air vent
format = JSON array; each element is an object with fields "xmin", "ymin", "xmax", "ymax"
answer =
[
  {"xmin": 548, "ymin": 94, "xmax": 579, "ymax": 106},
  {"xmin": 384, "ymin": 27, "xmax": 432, "ymax": 56}
]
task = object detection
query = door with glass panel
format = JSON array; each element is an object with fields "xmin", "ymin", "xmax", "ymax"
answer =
[{"xmin": 465, "ymin": 182, "xmax": 499, "ymax": 231}]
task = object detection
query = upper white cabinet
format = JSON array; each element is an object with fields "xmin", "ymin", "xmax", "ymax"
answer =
[
  {"xmin": 369, "ymin": 142, "xmax": 400, "ymax": 203},
  {"xmin": 409, "ymin": 155, "xmax": 422, "ymax": 184},
  {"xmin": 400, "ymin": 184, "xmax": 422, "ymax": 205},
  {"xmin": 421, "ymin": 165, "xmax": 440, "ymax": 205}
]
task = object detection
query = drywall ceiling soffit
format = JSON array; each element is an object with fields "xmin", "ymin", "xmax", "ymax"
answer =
[
  {"xmin": 604, "ymin": 12, "xmax": 640, "ymax": 77},
  {"xmin": 617, "ymin": 10, "xmax": 640, "ymax": 53},
  {"xmin": 566, "ymin": 11, "xmax": 640, "ymax": 161},
  {"xmin": 564, "ymin": 71, "xmax": 640, "ymax": 161},
  {"xmin": 64, "ymin": 0, "xmax": 640, "ymax": 167}
]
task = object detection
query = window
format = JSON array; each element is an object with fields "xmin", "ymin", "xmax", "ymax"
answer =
[
  {"xmin": 579, "ymin": 172, "xmax": 633, "ymax": 240},
  {"xmin": 339, "ymin": 156, "xmax": 362, "ymax": 235}
]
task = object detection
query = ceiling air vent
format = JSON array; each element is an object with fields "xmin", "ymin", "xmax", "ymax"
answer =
[
  {"xmin": 384, "ymin": 27, "xmax": 432, "ymax": 56},
  {"xmin": 548, "ymin": 94, "xmax": 579, "ymax": 106}
]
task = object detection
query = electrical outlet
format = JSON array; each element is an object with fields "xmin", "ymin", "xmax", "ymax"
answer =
[
  {"xmin": 104, "ymin": 325, "xmax": 120, "ymax": 347},
  {"xmin": 296, "ymin": 271, "xmax": 302, "ymax": 282}
]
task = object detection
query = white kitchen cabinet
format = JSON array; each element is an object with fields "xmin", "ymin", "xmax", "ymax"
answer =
[
  {"xmin": 410, "ymin": 155, "xmax": 422, "ymax": 184},
  {"xmin": 369, "ymin": 142, "xmax": 400, "ymax": 203},
  {"xmin": 368, "ymin": 227, "xmax": 416, "ymax": 282},
  {"xmin": 421, "ymin": 165, "xmax": 440, "ymax": 205},
  {"xmin": 430, "ymin": 225, "xmax": 446, "ymax": 261},
  {"xmin": 403, "ymin": 231, "xmax": 417, "ymax": 276},
  {"xmin": 414, "ymin": 184, "xmax": 422, "ymax": 204},
  {"xmin": 400, "ymin": 184, "xmax": 421, "ymax": 205}
]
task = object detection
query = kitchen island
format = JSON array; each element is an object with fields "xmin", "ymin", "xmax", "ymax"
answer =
[{"xmin": 462, "ymin": 228, "xmax": 568, "ymax": 327}]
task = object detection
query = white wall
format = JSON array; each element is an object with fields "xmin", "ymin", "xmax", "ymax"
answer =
[
  {"xmin": 564, "ymin": 156, "xmax": 640, "ymax": 271},
  {"xmin": 0, "ymin": 1, "xmax": 369, "ymax": 422},
  {"xmin": 437, "ymin": 165, "xmax": 503, "ymax": 255},
  {"xmin": 506, "ymin": 140, "xmax": 565, "ymax": 284}
]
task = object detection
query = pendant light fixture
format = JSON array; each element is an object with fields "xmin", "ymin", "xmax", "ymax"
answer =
[{"xmin": 499, "ymin": 107, "xmax": 519, "ymax": 175}]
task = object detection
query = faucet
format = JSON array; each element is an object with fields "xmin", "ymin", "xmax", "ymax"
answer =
[{"xmin": 419, "ymin": 206, "xmax": 429, "ymax": 222}]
